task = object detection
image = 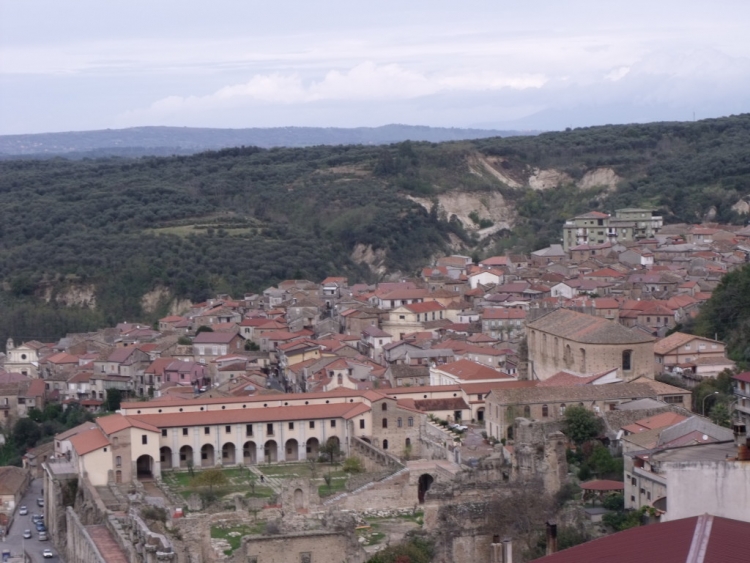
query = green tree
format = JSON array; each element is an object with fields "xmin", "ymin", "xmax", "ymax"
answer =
[
  {"xmin": 562, "ymin": 406, "xmax": 602, "ymax": 445},
  {"xmin": 12, "ymin": 417, "xmax": 41, "ymax": 450},
  {"xmin": 320, "ymin": 439, "xmax": 341, "ymax": 465},
  {"xmin": 709, "ymin": 402, "xmax": 732, "ymax": 427},
  {"xmin": 342, "ymin": 456, "xmax": 364, "ymax": 473},
  {"xmin": 196, "ymin": 325, "xmax": 214, "ymax": 334},
  {"xmin": 106, "ymin": 389, "xmax": 123, "ymax": 411},
  {"xmin": 192, "ymin": 468, "xmax": 228, "ymax": 492}
]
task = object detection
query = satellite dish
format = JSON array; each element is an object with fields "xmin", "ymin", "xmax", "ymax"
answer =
[{"xmin": 702, "ymin": 434, "xmax": 709, "ymax": 441}]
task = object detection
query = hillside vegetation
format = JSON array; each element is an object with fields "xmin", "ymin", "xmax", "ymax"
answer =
[{"xmin": 2, "ymin": 114, "xmax": 750, "ymax": 343}]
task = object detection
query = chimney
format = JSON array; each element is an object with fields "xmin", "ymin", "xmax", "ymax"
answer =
[
  {"xmin": 490, "ymin": 536, "xmax": 502, "ymax": 563},
  {"xmin": 546, "ymin": 521, "xmax": 558, "ymax": 555},
  {"xmin": 502, "ymin": 538, "xmax": 513, "ymax": 563}
]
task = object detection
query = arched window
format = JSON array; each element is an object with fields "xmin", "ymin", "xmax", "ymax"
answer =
[
  {"xmin": 381, "ymin": 403, "xmax": 388, "ymax": 411},
  {"xmin": 523, "ymin": 405, "xmax": 531, "ymax": 418},
  {"xmin": 580, "ymin": 348, "xmax": 587, "ymax": 372},
  {"xmin": 337, "ymin": 373, "xmax": 343, "ymax": 384},
  {"xmin": 408, "ymin": 417, "xmax": 414, "ymax": 427},
  {"xmin": 382, "ymin": 418, "xmax": 388, "ymax": 429},
  {"xmin": 383, "ymin": 439, "xmax": 389, "ymax": 450},
  {"xmin": 397, "ymin": 417, "xmax": 403, "ymax": 428},
  {"xmin": 622, "ymin": 350, "xmax": 633, "ymax": 371},
  {"xmin": 115, "ymin": 456, "xmax": 122, "ymax": 467},
  {"xmin": 405, "ymin": 438, "xmax": 411, "ymax": 447},
  {"xmin": 542, "ymin": 404, "xmax": 549, "ymax": 417}
]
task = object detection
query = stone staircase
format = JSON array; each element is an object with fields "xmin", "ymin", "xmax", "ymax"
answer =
[
  {"xmin": 246, "ymin": 465, "xmax": 283, "ymax": 494},
  {"xmin": 96, "ymin": 486, "xmax": 126, "ymax": 512},
  {"xmin": 322, "ymin": 466, "xmax": 409, "ymax": 506}
]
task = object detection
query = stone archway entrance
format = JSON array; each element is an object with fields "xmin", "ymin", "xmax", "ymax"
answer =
[
  {"xmin": 136, "ymin": 455, "xmax": 154, "ymax": 480},
  {"xmin": 417, "ymin": 474, "xmax": 434, "ymax": 504},
  {"xmin": 477, "ymin": 408, "xmax": 485, "ymax": 422},
  {"xmin": 243, "ymin": 441, "xmax": 257, "ymax": 464},
  {"xmin": 294, "ymin": 488, "xmax": 304, "ymax": 511},
  {"xmin": 285, "ymin": 439, "xmax": 299, "ymax": 461},
  {"xmin": 201, "ymin": 444, "xmax": 215, "ymax": 467},
  {"xmin": 160, "ymin": 447, "xmax": 173, "ymax": 469},
  {"xmin": 222, "ymin": 442, "xmax": 236, "ymax": 465},
  {"xmin": 180, "ymin": 445, "xmax": 193, "ymax": 468},
  {"xmin": 306, "ymin": 438, "xmax": 319, "ymax": 459},
  {"xmin": 264, "ymin": 440, "xmax": 278, "ymax": 463}
]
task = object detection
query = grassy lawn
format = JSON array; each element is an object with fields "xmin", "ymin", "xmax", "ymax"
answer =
[
  {"xmin": 256, "ymin": 462, "xmax": 345, "ymax": 479},
  {"xmin": 317, "ymin": 475, "xmax": 348, "ymax": 498},
  {"xmin": 162, "ymin": 468, "xmax": 275, "ymax": 499},
  {"xmin": 211, "ymin": 523, "xmax": 266, "ymax": 555}
]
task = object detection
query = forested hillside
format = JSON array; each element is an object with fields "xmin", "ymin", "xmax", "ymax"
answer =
[{"xmin": 2, "ymin": 114, "xmax": 750, "ymax": 345}]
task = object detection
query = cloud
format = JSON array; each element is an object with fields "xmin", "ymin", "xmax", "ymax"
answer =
[{"xmin": 118, "ymin": 62, "xmax": 548, "ymax": 122}]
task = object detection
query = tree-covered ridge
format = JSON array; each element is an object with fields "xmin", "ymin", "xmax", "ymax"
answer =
[{"xmin": 2, "ymin": 114, "xmax": 750, "ymax": 343}]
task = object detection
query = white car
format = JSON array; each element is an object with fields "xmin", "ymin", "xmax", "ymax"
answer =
[
  {"xmin": 19, "ymin": 506, "xmax": 27, "ymax": 515},
  {"xmin": 42, "ymin": 549, "xmax": 54, "ymax": 559},
  {"xmin": 23, "ymin": 530, "xmax": 32, "ymax": 539}
]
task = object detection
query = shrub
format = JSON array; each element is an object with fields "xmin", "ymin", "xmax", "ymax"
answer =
[{"xmin": 342, "ymin": 456, "xmax": 364, "ymax": 473}]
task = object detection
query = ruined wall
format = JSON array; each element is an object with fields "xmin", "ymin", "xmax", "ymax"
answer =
[
  {"xmin": 235, "ymin": 529, "xmax": 366, "ymax": 563},
  {"xmin": 513, "ymin": 419, "xmax": 567, "ymax": 493},
  {"xmin": 334, "ymin": 470, "xmax": 417, "ymax": 510},
  {"xmin": 65, "ymin": 507, "xmax": 107, "ymax": 563}
]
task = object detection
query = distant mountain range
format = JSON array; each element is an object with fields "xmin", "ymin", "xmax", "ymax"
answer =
[{"xmin": 0, "ymin": 124, "xmax": 537, "ymax": 158}]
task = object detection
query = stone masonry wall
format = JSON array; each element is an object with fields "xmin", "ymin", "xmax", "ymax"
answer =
[{"xmin": 65, "ymin": 507, "xmax": 107, "ymax": 563}]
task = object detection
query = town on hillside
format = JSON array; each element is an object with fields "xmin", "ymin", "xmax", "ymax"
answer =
[{"xmin": 3, "ymin": 208, "xmax": 750, "ymax": 563}]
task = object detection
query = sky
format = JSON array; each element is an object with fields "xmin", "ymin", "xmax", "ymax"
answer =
[{"xmin": 2, "ymin": 0, "xmax": 750, "ymax": 135}]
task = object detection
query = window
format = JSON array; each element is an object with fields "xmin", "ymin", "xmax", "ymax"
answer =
[
  {"xmin": 381, "ymin": 403, "xmax": 387, "ymax": 411},
  {"xmin": 225, "ymin": 425, "xmax": 231, "ymax": 434},
  {"xmin": 246, "ymin": 424, "xmax": 253, "ymax": 436},
  {"xmin": 542, "ymin": 404, "xmax": 549, "ymax": 417},
  {"xmin": 383, "ymin": 439, "xmax": 389, "ymax": 450},
  {"xmin": 397, "ymin": 417, "xmax": 403, "ymax": 428},
  {"xmin": 359, "ymin": 419, "xmax": 365, "ymax": 429},
  {"xmin": 182, "ymin": 428, "xmax": 188, "ymax": 436},
  {"xmin": 337, "ymin": 374, "xmax": 343, "ymax": 385},
  {"xmin": 116, "ymin": 456, "xmax": 122, "ymax": 467},
  {"xmin": 309, "ymin": 421, "xmax": 315, "ymax": 429},
  {"xmin": 289, "ymin": 422, "xmax": 294, "ymax": 430},
  {"xmin": 406, "ymin": 437, "xmax": 411, "ymax": 447},
  {"xmin": 142, "ymin": 435, "xmax": 148, "ymax": 445},
  {"xmin": 205, "ymin": 427, "xmax": 211, "ymax": 435},
  {"xmin": 161, "ymin": 429, "xmax": 167, "ymax": 437},
  {"xmin": 330, "ymin": 420, "xmax": 336, "ymax": 428},
  {"xmin": 560, "ymin": 404, "xmax": 566, "ymax": 415},
  {"xmin": 640, "ymin": 488, "xmax": 645, "ymax": 496},
  {"xmin": 382, "ymin": 418, "xmax": 388, "ymax": 429},
  {"xmin": 622, "ymin": 350, "xmax": 633, "ymax": 371},
  {"xmin": 408, "ymin": 417, "xmax": 414, "ymax": 427},
  {"xmin": 523, "ymin": 405, "xmax": 531, "ymax": 418},
  {"xmin": 266, "ymin": 423, "xmax": 274, "ymax": 435},
  {"xmin": 631, "ymin": 477, "xmax": 637, "ymax": 486}
]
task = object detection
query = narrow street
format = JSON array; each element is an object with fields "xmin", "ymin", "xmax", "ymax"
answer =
[{"xmin": 2, "ymin": 478, "xmax": 64, "ymax": 563}]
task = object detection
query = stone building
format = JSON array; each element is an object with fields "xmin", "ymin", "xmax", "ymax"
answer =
[
  {"xmin": 485, "ymin": 382, "xmax": 690, "ymax": 441},
  {"xmin": 526, "ymin": 309, "xmax": 655, "ymax": 381},
  {"xmin": 53, "ymin": 388, "xmax": 425, "ymax": 485}
]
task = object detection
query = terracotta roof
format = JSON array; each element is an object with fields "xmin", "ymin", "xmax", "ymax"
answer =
[
  {"xmin": 621, "ymin": 412, "xmax": 687, "ymax": 434},
  {"xmin": 70, "ymin": 428, "xmax": 110, "ymax": 455},
  {"xmin": 526, "ymin": 309, "xmax": 654, "ymax": 344},
  {"xmin": 481, "ymin": 308, "xmax": 526, "ymax": 320},
  {"xmin": 437, "ymin": 359, "xmax": 513, "ymax": 381},
  {"xmin": 129, "ymin": 401, "xmax": 370, "ymax": 428},
  {"xmin": 193, "ymin": 332, "xmax": 240, "ymax": 344},
  {"xmin": 530, "ymin": 514, "xmax": 749, "ymax": 563},
  {"xmin": 654, "ymin": 332, "xmax": 720, "ymax": 355},
  {"xmin": 44, "ymin": 352, "xmax": 80, "ymax": 364},
  {"xmin": 488, "ymin": 382, "xmax": 660, "ymax": 405},
  {"xmin": 413, "ymin": 397, "xmax": 469, "ymax": 411},
  {"xmin": 404, "ymin": 301, "xmax": 445, "ymax": 314},
  {"xmin": 97, "ymin": 413, "xmax": 159, "ymax": 435}
]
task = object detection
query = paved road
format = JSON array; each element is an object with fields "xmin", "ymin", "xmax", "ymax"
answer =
[{"xmin": 2, "ymin": 478, "xmax": 64, "ymax": 563}]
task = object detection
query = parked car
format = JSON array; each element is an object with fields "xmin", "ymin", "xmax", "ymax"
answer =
[
  {"xmin": 36, "ymin": 524, "xmax": 47, "ymax": 533},
  {"xmin": 42, "ymin": 549, "xmax": 54, "ymax": 559},
  {"xmin": 19, "ymin": 506, "xmax": 27, "ymax": 515},
  {"xmin": 23, "ymin": 530, "xmax": 32, "ymax": 539},
  {"xmin": 39, "ymin": 532, "xmax": 48, "ymax": 541},
  {"xmin": 31, "ymin": 514, "xmax": 41, "ymax": 524},
  {"xmin": 37, "ymin": 497, "xmax": 44, "ymax": 507}
]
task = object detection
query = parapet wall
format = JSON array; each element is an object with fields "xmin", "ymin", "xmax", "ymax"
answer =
[{"xmin": 65, "ymin": 507, "xmax": 107, "ymax": 563}]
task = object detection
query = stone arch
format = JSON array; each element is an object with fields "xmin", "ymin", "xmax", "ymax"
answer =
[
  {"xmin": 306, "ymin": 437, "xmax": 319, "ymax": 459},
  {"xmin": 326, "ymin": 436, "xmax": 340, "ymax": 448},
  {"xmin": 243, "ymin": 441, "xmax": 257, "ymax": 464},
  {"xmin": 136, "ymin": 455, "xmax": 154, "ymax": 479},
  {"xmin": 179, "ymin": 445, "xmax": 193, "ymax": 468},
  {"xmin": 222, "ymin": 442, "xmax": 236, "ymax": 465},
  {"xmin": 294, "ymin": 488, "xmax": 304, "ymax": 511},
  {"xmin": 160, "ymin": 446, "xmax": 172, "ymax": 469},
  {"xmin": 285, "ymin": 439, "xmax": 299, "ymax": 461},
  {"xmin": 201, "ymin": 444, "xmax": 215, "ymax": 467},
  {"xmin": 264, "ymin": 440, "xmax": 278, "ymax": 463},
  {"xmin": 417, "ymin": 474, "xmax": 434, "ymax": 504}
]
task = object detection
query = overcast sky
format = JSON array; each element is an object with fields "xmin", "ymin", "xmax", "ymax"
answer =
[{"xmin": 2, "ymin": 0, "xmax": 750, "ymax": 134}]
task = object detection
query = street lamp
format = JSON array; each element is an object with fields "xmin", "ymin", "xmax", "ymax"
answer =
[{"xmin": 702, "ymin": 391, "xmax": 720, "ymax": 416}]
